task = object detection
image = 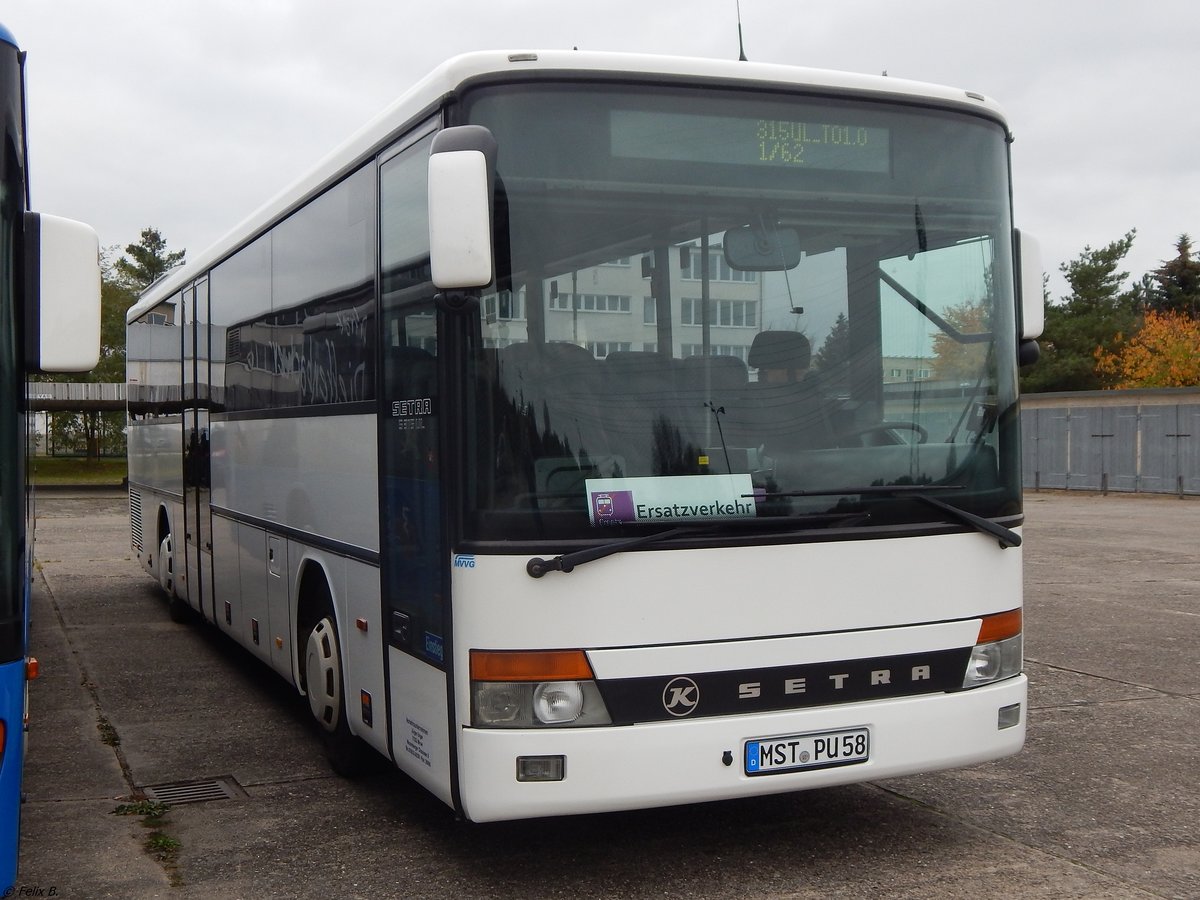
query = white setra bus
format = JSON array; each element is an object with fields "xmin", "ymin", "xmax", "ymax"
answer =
[{"xmin": 126, "ymin": 50, "xmax": 1044, "ymax": 822}]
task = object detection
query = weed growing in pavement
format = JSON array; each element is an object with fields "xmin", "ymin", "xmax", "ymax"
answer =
[
  {"xmin": 113, "ymin": 799, "xmax": 169, "ymax": 821},
  {"xmin": 112, "ymin": 797, "xmax": 183, "ymax": 886},
  {"xmin": 96, "ymin": 714, "xmax": 119, "ymax": 746}
]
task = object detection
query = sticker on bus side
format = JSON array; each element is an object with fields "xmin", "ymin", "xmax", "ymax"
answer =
[
  {"xmin": 423, "ymin": 632, "xmax": 444, "ymax": 663},
  {"xmin": 584, "ymin": 474, "xmax": 757, "ymax": 526}
]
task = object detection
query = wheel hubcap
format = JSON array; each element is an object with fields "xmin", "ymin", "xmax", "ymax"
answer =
[
  {"xmin": 305, "ymin": 618, "xmax": 341, "ymax": 733},
  {"xmin": 158, "ymin": 535, "xmax": 174, "ymax": 596}
]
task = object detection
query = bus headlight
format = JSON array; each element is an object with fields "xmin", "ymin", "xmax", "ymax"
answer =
[
  {"xmin": 470, "ymin": 650, "xmax": 612, "ymax": 728},
  {"xmin": 474, "ymin": 683, "xmax": 526, "ymax": 725},
  {"xmin": 962, "ymin": 609, "xmax": 1023, "ymax": 689},
  {"xmin": 533, "ymin": 681, "xmax": 583, "ymax": 724}
]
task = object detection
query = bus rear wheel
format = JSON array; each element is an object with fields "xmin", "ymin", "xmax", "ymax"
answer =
[{"xmin": 302, "ymin": 610, "xmax": 371, "ymax": 776}]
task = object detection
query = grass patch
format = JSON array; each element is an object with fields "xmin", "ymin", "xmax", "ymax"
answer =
[{"xmin": 31, "ymin": 456, "xmax": 127, "ymax": 485}]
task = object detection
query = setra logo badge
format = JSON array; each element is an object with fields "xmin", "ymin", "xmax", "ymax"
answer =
[{"xmin": 662, "ymin": 676, "xmax": 700, "ymax": 717}]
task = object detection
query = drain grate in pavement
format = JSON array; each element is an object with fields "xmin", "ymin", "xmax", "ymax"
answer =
[{"xmin": 142, "ymin": 776, "xmax": 246, "ymax": 806}]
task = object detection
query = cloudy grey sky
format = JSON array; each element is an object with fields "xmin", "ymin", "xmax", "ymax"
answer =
[{"xmin": 4, "ymin": 1, "xmax": 1196, "ymax": 299}]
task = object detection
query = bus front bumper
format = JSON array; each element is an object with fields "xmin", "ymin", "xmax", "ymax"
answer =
[{"xmin": 456, "ymin": 675, "xmax": 1026, "ymax": 822}]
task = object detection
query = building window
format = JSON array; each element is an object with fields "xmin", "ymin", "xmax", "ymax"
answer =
[
  {"xmin": 681, "ymin": 343, "xmax": 750, "ymax": 363},
  {"xmin": 681, "ymin": 247, "xmax": 758, "ymax": 283},
  {"xmin": 587, "ymin": 341, "xmax": 632, "ymax": 359},
  {"xmin": 681, "ymin": 298, "xmax": 757, "ymax": 327},
  {"xmin": 484, "ymin": 289, "xmax": 525, "ymax": 322},
  {"xmin": 551, "ymin": 293, "xmax": 631, "ymax": 313}
]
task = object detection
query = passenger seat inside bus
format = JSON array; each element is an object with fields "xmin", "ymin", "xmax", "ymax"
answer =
[{"xmin": 730, "ymin": 331, "xmax": 834, "ymax": 455}]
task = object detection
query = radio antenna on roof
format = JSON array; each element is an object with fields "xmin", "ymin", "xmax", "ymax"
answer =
[{"xmin": 736, "ymin": 0, "xmax": 748, "ymax": 61}]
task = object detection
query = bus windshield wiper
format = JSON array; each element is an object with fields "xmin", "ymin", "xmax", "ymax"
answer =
[
  {"xmin": 527, "ymin": 526, "xmax": 701, "ymax": 578},
  {"xmin": 747, "ymin": 485, "xmax": 1020, "ymax": 549},
  {"xmin": 525, "ymin": 512, "xmax": 866, "ymax": 578}
]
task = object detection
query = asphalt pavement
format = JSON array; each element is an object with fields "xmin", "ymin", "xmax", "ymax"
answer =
[{"xmin": 13, "ymin": 490, "xmax": 1200, "ymax": 899}]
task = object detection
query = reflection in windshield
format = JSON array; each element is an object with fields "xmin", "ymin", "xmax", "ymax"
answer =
[{"xmin": 461, "ymin": 85, "xmax": 1020, "ymax": 543}]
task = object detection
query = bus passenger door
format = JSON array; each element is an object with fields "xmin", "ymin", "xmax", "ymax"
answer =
[
  {"xmin": 378, "ymin": 131, "xmax": 453, "ymax": 804},
  {"xmin": 182, "ymin": 281, "xmax": 215, "ymax": 622},
  {"xmin": 379, "ymin": 300, "xmax": 450, "ymax": 798}
]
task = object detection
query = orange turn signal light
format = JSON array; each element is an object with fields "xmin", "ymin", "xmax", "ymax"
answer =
[
  {"xmin": 470, "ymin": 649, "xmax": 594, "ymax": 682},
  {"xmin": 25, "ymin": 657, "xmax": 39, "ymax": 680},
  {"xmin": 977, "ymin": 609, "xmax": 1022, "ymax": 644}
]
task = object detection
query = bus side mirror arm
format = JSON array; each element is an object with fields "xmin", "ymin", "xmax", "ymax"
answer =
[{"xmin": 428, "ymin": 125, "xmax": 498, "ymax": 292}]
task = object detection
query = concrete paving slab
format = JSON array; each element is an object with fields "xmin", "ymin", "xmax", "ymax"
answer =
[
  {"xmin": 1024, "ymin": 660, "xmax": 1161, "ymax": 709},
  {"xmin": 18, "ymin": 798, "xmax": 172, "ymax": 899},
  {"xmin": 1021, "ymin": 492, "xmax": 1200, "ymax": 700},
  {"xmin": 885, "ymin": 696, "xmax": 1200, "ymax": 899}
]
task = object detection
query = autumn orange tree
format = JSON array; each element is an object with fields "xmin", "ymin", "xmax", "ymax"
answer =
[
  {"xmin": 1094, "ymin": 310, "xmax": 1200, "ymax": 388},
  {"xmin": 931, "ymin": 297, "xmax": 990, "ymax": 382}
]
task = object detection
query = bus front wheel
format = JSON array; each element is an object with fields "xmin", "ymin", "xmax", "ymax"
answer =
[
  {"xmin": 157, "ymin": 535, "xmax": 175, "ymax": 596},
  {"xmin": 158, "ymin": 533, "xmax": 190, "ymax": 623},
  {"xmin": 303, "ymin": 611, "xmax": 371, "ymax": 776}
]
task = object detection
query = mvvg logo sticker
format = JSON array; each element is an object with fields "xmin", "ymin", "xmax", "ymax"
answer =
[{"xmin": 453, "ymin": 554, "xmax": 476, "ymax": 569}]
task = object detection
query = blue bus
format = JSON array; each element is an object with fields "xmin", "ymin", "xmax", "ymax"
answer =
[{"xmin": 0, "ymin": 22, "xmax": 100, "ymax": 890}]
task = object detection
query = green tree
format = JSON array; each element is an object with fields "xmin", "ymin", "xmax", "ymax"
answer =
[
  {"xmin": 1148, "ymin": 233, "xmax": 1200, "ymax": 319},
  {"xmin": 112, "ymin": 227, "xmax": 185, "ymax": 292},
  {"xmin": 812, "ymin": 312, "xmax": 850, "ymax": 371},
  {"xmin": 1021, "ymin": 230, "xmax": 1142, "ymax": 393}
]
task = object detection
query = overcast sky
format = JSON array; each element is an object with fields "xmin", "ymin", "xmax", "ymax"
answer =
[{"xmin": 4, "ymin": 1, "xmax": 1197, "ymax": 299}]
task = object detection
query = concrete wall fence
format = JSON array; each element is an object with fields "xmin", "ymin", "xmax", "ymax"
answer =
[{"xmin": 1021, "ymin": 388, "xmax": 1200, "ymax": 496}]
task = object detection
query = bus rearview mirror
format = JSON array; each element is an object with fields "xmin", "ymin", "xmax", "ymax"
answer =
[
  {"xmin": 1015, "ymin": 229, "xmax": 1044, "ymax": 340},
  {"xmin": 429, "ymin": 126, "xmax": 498, "ymax": 291},
  {"xmin": 23, "ymin": 212, "xmax": 101, "ymax": 373},
  {"xmin": 724, "ymin": 224, "xmax": 802, "ymax": 271}
]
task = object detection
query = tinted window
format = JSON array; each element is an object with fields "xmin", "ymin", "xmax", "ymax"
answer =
[{"xmin": 216, "ymin": 164, "xmax": 377, "ymax": 412}]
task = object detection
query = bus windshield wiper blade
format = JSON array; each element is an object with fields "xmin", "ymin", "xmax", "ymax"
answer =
[
  {"xmin": 525, "ymin": 512, "xmax": 867, "ymax": 577},
  {"xmin": 907, "ymin": 493, "xmax": 1021, "ymax": 549},
  {"xmin": 746, "ymin": 485, "xmax": 1019, "ymax": 549}
]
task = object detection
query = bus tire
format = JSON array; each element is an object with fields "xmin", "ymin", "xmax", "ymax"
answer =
[{"xmin": 302, "ymin": 604, "xmax": 371, "ymax": 777}]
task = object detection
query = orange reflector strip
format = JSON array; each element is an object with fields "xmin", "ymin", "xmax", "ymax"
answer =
[
  {"xmin": 470, "ymin": 649, "xmax": 594, "ymax": 682},
  {"xmin": 977, "ymin": 608, "xmax": 1022, "ymax": 644},
  {"xmin": 25, "ymin": 657, "xmax": 39, "ymax": 681}
]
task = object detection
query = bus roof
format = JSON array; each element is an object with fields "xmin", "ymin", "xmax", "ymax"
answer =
[
  {"xmin": 129, "ymin": 49, "xmax": 1009, "ymax": 321},
  {"xmin": 0, "ymin": 24, "xmax": 18, "ymax": 50}
]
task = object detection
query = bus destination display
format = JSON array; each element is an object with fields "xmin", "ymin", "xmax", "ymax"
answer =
[{"xmin": 611, "ymin": 109, "xmax": 890, "ymax": 173}]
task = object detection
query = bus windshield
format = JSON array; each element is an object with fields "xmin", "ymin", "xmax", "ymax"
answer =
[{"xmin": 460, "ymin": 83, "xmax": 1019, "ymax": 543}]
